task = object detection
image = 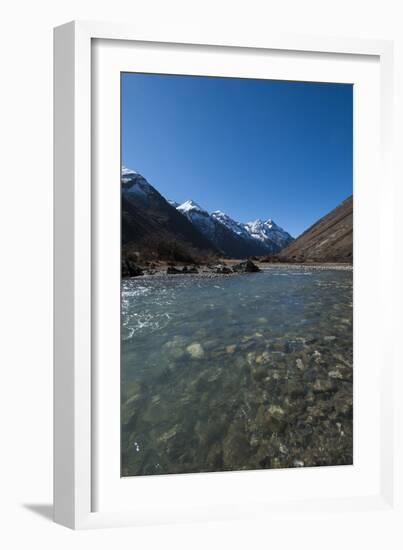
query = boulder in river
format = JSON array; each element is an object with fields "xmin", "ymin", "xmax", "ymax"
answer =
[
  {"xmin": 214, "ymin": 264, "xmax": 233, "ymax": 274},
  {"xmin": 122, "ymin": 259, "xmax": 144, "ymax": 278},
  {"xmin": 166, "ymin": 266, "xmax": 182, "ymax": 274},
  {"xmin": 232, "ymin": 259, "xmax": 261, "ymax": 273},
  {"xmin": 182, "ymin": 265, "xmax": 199, "ymax": 274}
]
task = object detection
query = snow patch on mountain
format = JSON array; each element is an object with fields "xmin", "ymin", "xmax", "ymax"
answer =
[
  {"xmin": 211, "ymin": 211, "xmax": 250, "ymax": 238},
  {"xmin": 177, "ymin": 200, "xmax": 217, "ymax": 241},
  {"xmin": 177, "ymin": 200, "xmax": 208, "ymax": 215},
  {"xmin": 244, "ymin": 219, "xmax": 293, "ymax": 248},
  {"xmin": 209, "ymin": 206, "xmax": 293, "ymax": 250},
  {"xmin": 121, "ymin": 166, "xmax": 155, "ymax": 199}
]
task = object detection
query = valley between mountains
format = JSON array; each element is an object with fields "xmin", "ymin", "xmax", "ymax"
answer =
[{"xmin": 121, "ymin": 168, "xmax": 353, "ymax": 277}]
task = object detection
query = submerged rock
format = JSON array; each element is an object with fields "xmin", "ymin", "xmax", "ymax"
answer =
[
  {"xmin": 257, "ymin": 317, "xmax": 268, "ymax": 324},
  {"xmin": 266, "ymin": 405, "xmax": 286, "ymax": 432},
  {"xmin": 251, "ymin": 365, "xmax": 268, "ymax": 383},
  {"xmin": 255, "ymin": 351, "xmax": 271, "ymax": 365},
  {"xmin": 287, "ymin": 380, "xmax": 306, "ymax": 398},
  {"xmin": 158, "ymin": 425, "xmax": 179, "ymax": 444},
  {"xmin": 186, "ymin": 342, "xmax": 205, "ymax": 359},
  {"xmin": 312, "ymin": 379, "xmax": 337, "ymax": 393},
  {"xmin": 222, "ymin": 421, "xmax": 250, "ymax": 467},
  {"xmin": 284, "ymin": 338, "xmax": 306, "ymax": 353},
  {"xmin": 256, "ymin": 404, "xmax": 287, "ymax": 434},
  {"xmin": 328, "ymin": 369, "xmax": 344, "ymax": 380},
  {"xmin": 169, "ymin": 347, "xmax": 185, "ymax": 360},
  {"xmin": 328, "ymin": 365, "xmax": 351, "ymax": 381}
]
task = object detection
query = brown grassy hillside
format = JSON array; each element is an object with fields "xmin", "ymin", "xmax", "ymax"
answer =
[{"xmin": 278, "ymin": 196, "xmax": 353, "ymax": 263}]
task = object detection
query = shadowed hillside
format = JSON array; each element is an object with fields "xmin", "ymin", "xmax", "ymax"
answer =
[{"xmin": 122, "ymin": 170, "xmax": 219, "ymax": 264}]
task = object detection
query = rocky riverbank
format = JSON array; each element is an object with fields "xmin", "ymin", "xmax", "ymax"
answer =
[
  {"xmin": 122, "ymin": 257, "xmax": 262, "ymax": 278},
  {"xmin": 122, "ymin": 256, "xmax": 352, "ymax": 279}
]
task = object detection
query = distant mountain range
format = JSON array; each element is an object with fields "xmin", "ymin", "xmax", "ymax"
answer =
[
  {"xmin": 122, "ymin": 168, "xmax": 293, "ymax": 259},
  {"xmin": 176, "ymin": 199, "xmax": 293, "ymax": 257},
  {"xmin": 278, "ymin": 195, "xmax": 353, "ymax": 263}
]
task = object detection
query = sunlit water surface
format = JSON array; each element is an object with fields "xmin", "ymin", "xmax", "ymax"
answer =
[{"xmin": 121, "ymin": 265, "xmax": 353, "ymax": 476}]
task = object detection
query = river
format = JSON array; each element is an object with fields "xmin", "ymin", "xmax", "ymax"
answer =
[{"xmin": 121, "ymin": 265, "xmax": 353, "ymax": 476}]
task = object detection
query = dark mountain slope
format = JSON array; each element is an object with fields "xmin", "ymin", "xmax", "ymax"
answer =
[
  {"xmin": 278, "ymin": 196, "xmax": 353, "ymax": 263},
  {"xmin": 121, "ymin": 169, "xmax": 218, "ymax": 261}
]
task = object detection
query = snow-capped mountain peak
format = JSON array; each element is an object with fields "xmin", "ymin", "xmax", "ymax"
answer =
[
  {"xmin": 176, "ymin": 199, "xmax": 218, "ymax": 242},
  {"xmin": 121, "ymin": 166, "xmax": 137, "ymax": 178},
  {"xmin": 121, "ymin": 166, "xmax": 154, "ymax": 199},
  {"xmin": 244, "ymin": 218, "xmax": 293, "ymax": 248},
  {"xmin": 177, "ymin": 199, "xmax": 208, "ymax": 215}
]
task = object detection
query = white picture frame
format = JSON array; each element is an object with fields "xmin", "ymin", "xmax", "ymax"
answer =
[{"xmin": 54, "ymin": 20, "xmax": 397, "ymax": 530}]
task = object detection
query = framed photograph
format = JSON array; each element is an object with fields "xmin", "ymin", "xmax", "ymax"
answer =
[{"xmin": 54, "ymin": 21, "xmax": 396, "ymax": 529}]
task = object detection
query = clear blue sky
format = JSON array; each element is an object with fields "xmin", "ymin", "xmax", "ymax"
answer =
[{"xmin": 122, "ymin": 73, "xmax": 352, "ymax": 237}]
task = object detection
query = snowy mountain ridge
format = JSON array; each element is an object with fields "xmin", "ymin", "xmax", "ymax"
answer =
[
  {"xmin": 177, "ymin": 200, "xmax": 293, "ymax": 252},
  {"xmin": 121, "ymin": 167, "xmax": 293, "ymax": 257}
]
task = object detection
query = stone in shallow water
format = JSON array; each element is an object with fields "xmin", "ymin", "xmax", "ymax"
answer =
[
  {"xmin": 206, "ymin": 442, "xmax": 224, "ymax": 470},
  {"xmin": 169, "ymin": 347, "xmax": 185, "ymax": 360},
  {"xmin": 255, "ymin": 351, "xmax": 271, "ymax": 365},
  {"xmin": 287, "ymin": 380, "xmax": 306, "ymax": 398},
  {"xmin": 328, "ymin": 369, "xmax": 344, "ymax": 379},
  {"xmin": 256, "ymin": 404, "xmax": 287, "ymax": 435},
  {"xmin": 143, "ymin": 401, "xmax": 169, "ymax": 424},
  {"xmin": 329, "ymin": 365, "xmax": 352, "ymax": 381},
  {"xmin": 251, "ymin": 365, "xmax": 268, "ymax": 383},
  {"xmin": 222, "ymin": 421, "xmax": 250, "ymax": 468},
  {"xmin": 334, "ymin": 394, "xmax": 353, "ymax": 419},
  {"xmin": 313, "ymin": 379, "xmax": 336, "ymax": 393},
  {"xmin": 279, "ymin": 443, "xmax": 288, "ymax": 455},
  {"xmin": 246, "ymin": 352, "xmax": 257, "ymax": 366},
  {"xmin": 186, "ymin": 342, "xmax": 205, "ymax": 359},
  {"xmin": 158, "ymin": 425, "xmax": 178, "ymax": 444},
  {"xmin": 203, "ymin": 338, "xmax": 219, "ymax": 350},
  {"xmin": 226, "ymin": 344, "xmax": 237, "ymax": 354},
  {"xmin": 284, "ymin": 339, "xmax": 306, "ymax": 353}
]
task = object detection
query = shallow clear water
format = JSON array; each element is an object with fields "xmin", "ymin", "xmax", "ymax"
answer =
[{"xmin": 121, "ymin": 265, "xmax": 353, "ymax": 476}]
